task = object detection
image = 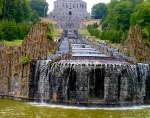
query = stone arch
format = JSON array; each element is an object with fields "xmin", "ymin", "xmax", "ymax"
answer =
[
  {"xmin": 145, "ymin": 77, "xmax": 150, "ymax": 102},
  {"xmin": 69, "ymin": 11, "xmax": 72, "ymax": 15},
  {"xmin": 64, "ymin": 68, "xmax": 77, "ymax": 100},
  {"xmin": 117, "ymin": 74, "xmax": 121, "ymax": 100},
  {"xmin": 89, "ymin": 68, "xmax": 105, "ymax": 99},
  {"xmin": 144, "ymin": 67, "xmax": 150, "ymax": 102}
]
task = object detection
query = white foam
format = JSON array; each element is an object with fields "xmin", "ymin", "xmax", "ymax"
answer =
[{"xmin": 28, "ymin": 102, "xmax": 150, "ymax": 111}]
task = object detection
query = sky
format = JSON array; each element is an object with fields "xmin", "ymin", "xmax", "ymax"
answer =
[{"xmin": 47, "ymin": 0, "xmax": 110, "ymax": 13}]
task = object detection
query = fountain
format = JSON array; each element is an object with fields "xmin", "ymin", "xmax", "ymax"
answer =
[
  {"xmin": 29, "ymin": 60, "xmax": 150, "ymax": 105},
  {"xmin": 29, "ymin": 31, "xmax": 150, "ymax": 106}
]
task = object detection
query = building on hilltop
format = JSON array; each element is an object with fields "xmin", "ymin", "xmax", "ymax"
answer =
[{"xmin": 49, "ymin": 0, "xmax": 90, "ymax": 30}]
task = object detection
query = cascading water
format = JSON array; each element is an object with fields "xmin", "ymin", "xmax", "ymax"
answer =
[
  {"xmin": 29, "ymin": 30, "xmax": 150, "ymax": 106},
  {"xmin": 32, "ymin": 60, "xmax": 50, "ymax": 103},
  {"xmin": 30, "ymin": 60, "xmax": 150, "ymax": 105}
]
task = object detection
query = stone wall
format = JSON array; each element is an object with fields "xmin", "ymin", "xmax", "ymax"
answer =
[
  {"xmin": 0, "ymin": 22, "xmax": 56, "ymax": 99},
  {"xmin": 29, "ymin": 60, "xmax": 150, "ymax": 105}
]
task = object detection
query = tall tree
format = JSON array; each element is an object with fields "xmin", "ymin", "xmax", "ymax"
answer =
[
  {"xmin": 91, "ymin": 3, "xmax": 107, "ymax": 19},
  {"xmin": 31, "ymin": 0, "xmax": 48, "ymax": 17},
  {"xmin": 131, "ymin": 2, "xmax": 150, "ymax": 41},
  {"xmin": 104, "ymin": 1, "xmax": 133, "ymax": 31},
  {"xmin": 0, "ymin": 0, "xmax": 4, "ymax": 16}
]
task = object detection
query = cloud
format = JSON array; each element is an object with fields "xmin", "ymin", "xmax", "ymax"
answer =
[{"xmin": 47, "ymin": 0, "xmax": 110, "ymax": 13}]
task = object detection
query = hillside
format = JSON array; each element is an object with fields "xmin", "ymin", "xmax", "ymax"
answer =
[{"xmin": 86, "ymin": 0, "xmax": 150, "ymax": 63}]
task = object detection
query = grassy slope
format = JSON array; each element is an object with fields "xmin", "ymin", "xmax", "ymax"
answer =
[
  {"xmin": 79, "ymin": 28, "xmax": 108, "ymax": 44},
  {"xmin": 0, "ymin": 40, "xmax": 23, "ymax": 47},
  {"xmin": 0, "ymin": 20, "xmax": 62, "ymax": 47}
]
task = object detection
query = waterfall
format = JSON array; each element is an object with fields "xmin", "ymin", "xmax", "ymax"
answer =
[
  {"xmin": 34, "ymin": 60, "xmax": 50, "ymax": 103},
  {"xmin": 28, "ymin": 29, "xmax": 150, "ymax": 105},
  {"xmin": 30, "ymin": 60, "xmax": 150, "ymax": 105}
]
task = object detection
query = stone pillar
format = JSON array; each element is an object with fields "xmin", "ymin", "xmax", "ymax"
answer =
[
  {"xmin": 51, "ymin": 64, "xmax": 64, "ymax": 102},
  {"xmin": 119, "ymin": 66, "xmax": 129, "ymax": 103},
  {"xmin": 145, "ymin": 64, "xmax": 150, "ymax": 103},
  {"xmin": 76, "ymin": 64, "xmax": 89, "ymax": 103},
  {"xmin": 104, "ymin": 65, "xmax": 120, "ymax": 104}
]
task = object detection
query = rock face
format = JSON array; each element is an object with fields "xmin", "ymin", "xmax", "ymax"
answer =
[
  {"xmin": 0, "ymin": 23, "xmax": 56, "ymax": 99},
  {"xmin": 126, "ymin": 25, "xmax": 150, "ymax": 63},
  {"xmin": 29, "ymin": 61, "xmax": 150, "ymax": 105}
]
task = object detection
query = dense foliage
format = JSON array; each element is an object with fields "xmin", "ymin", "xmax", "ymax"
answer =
[
  {"xmin": 87, "ymin": 23, "xmax": 124, "ymax": 43},
  {"xmin": 47, "ymin": 24, "xmax": 54, "ymax": 41},
  {"xmin": 89, "ymin": 0, "xmax": 150, "ymax": 44},
  {"xmin": 87, "ymin": 23, "xmax": 101, "ymax": 38},
  {"xmin": 0, "ymin": 0, "xmax": 49, "ymax": 42},
  {"xmin": 21, "ymin": 55, "xmax": 30, "ymax": 65},
  {"xmin": 0, "ymin": 20, "xmax": 31, "ymax": 41},
  {"xmin": 91, "ymin": 3, "xmax": 107, "ymax": 19},
  {"xmin": 31, "ymin": 0, "xmax": 48, "ymax": 17},
  {"xmin": 130, "ymin": 2, "xmax": 150, "ymax": 46}
]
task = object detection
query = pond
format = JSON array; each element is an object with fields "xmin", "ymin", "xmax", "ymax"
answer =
[{"xmin": 0, "ymin": 99, "xmax": 150, "ymax": 118}]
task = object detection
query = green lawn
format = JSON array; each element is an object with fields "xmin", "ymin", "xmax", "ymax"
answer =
[
  {"xmin": 79, "ymin": 28, "xmax": 92, "ymax": 38},
  {"xmin": 79, "ymin": 28, "xmax": 108, "ymax": 44},
  {"xmin": 0, "ymin": 39, "xmax": 23, "ymax": 47}
]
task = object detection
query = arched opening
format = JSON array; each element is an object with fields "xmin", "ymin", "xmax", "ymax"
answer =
[
  {"xmin": 118, "ymin": 75, "xmax": 121, "ymax": 100},
  {"xmin": 69, "ymin": 11, "xmax": 72, "ymax": 15},
  {"xmin": 89, "ymin": 68, "xmax": 105, "ymax": 99},
  {"xmin": 64, "ymin": 68, "xmax": 77, "ymax": 100},
  {"xmin": 144, "ymin": 74, "xmax": 150, "ymax": 102}
]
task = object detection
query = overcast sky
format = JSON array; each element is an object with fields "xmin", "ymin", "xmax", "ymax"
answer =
[{"xmin": 47, "ymin": 0, "xmax": 110, "ymax": 13}]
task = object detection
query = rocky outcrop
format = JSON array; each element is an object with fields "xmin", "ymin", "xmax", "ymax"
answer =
[
  {"xmin": 0, "ymin": 22, "xmax": 56, "ymax": 99},
  {"xmin": 125, "ymin": 25, "xmax": 150, "ymax": 63}
]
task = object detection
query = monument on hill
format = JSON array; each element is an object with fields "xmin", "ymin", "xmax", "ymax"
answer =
[{"xmin": 49, "ymin": 0, "xmax": 90, "ymax": 30}]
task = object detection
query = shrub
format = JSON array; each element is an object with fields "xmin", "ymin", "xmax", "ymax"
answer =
[
  {"xmin": 100, "ymin": 30, "xmax": 123, "ymax": 43},
  {"xmin": 87, "ymin": 24, "xmax": 101, "ymax": 39},
  {"xmin": 0, "ymin": 20, "xmax": 31, "ymax": 41},
  {"xmin": 47, "ymin": 32, "xmax": 53, "ymax": 40},
  {"xmin": 47, "ymin": 23, "xmax": 54, "ymax": 40},
  {"xmin": 21, "ymin": 55, "xmax": 30, "ymax": 65}
]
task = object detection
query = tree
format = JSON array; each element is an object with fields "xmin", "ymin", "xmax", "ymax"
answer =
[
  {"xmin": 31, "ymin": 0, "xmax": 48, "ymax": 17},
  {"xmin": 131, "ymin": 2, "xmax": 150, "ymax": 27},
  {"xmin": 100, "ymin": 0, "xmax": 134, "ymax": 43},
  {"xmin": 131, "ymin": 2, "xmax": 150, "ymax": 42},
  {"xmin": 90, "ymin": 0, "xmax": 150, "ymax": 44},
  {"xmin": 91, "ymin": 3, "xmax": 107, "ymax": 19},
  {"xmin": 2, "ymin": 0, "xmax": 33, "ymax": 22},
  {"xmin": 107, "ymin": 1, "xmax": 133, "ymax": 30},
  {"xmin": 0, "ymin": 0, "xmax": 4, "ymax": 16},
  {"xmin": 129, "ymin": 0, "xmax": 144, "ymax": 4}
]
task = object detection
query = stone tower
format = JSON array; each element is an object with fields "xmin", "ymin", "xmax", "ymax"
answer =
[{"xmin": 49, "ymin": 0, "xmax": 90, "ymax": 30}]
